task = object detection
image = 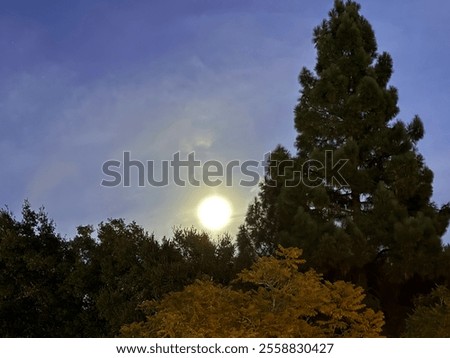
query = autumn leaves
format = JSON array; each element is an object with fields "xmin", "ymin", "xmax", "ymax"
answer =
[{"xmin": 121, "ymin": 247, "xmax": 384, "ymax": 337}]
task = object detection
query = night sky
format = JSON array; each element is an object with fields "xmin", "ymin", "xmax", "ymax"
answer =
[{"xmin": 1, "ymin": 0, "xmax": 449, "ymax": 242}]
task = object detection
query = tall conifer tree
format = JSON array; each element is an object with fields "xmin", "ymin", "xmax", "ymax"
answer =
[{"xmin": 237, "ymin": 0, "xmax": 450, "ymax": 335}]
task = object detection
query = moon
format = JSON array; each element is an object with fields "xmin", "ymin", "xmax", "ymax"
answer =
[{"xmin": 197, "ymin": 195, "xmax": 232, "ymax": 231}]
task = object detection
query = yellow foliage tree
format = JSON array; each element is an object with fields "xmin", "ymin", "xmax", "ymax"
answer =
[{"xmin": 121, "ymin": 247, "xmax": 384, "ymax": 337}]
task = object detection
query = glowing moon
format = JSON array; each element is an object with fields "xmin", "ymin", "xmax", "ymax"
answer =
[{"xmin": 197, "ymin": 196, "xmax": 232, "ymax": 231}]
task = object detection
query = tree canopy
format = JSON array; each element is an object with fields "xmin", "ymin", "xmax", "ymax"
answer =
[
  {"xmin": 120, "ymin": 247, "xmax": 384, "ymax": 338},
  {"xmin": 0, "ymin": 204, "xmax": 239, "ymax": 337}
]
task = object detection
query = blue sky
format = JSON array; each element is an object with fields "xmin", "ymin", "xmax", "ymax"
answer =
[{"xmin": 1, "ymin": 0, "xmax": 449, "ymax": 242}]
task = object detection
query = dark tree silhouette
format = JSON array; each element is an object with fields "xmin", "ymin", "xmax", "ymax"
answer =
[{"xmin": 237, "ymin": 0, "xmax": 450, "ymax": 336}]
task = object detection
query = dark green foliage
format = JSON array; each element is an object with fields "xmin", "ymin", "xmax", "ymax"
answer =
[
  {"xmin": 76, "ymin": 222, "xmax": 236, "ymax": 336},
  {"xmin": 0, "ymin": 202, "xmax": 72, "ymax": 337},
  {"xmin": 237, "ymin": 0, "xmax": 450, "ymax": 336},
  {"xmin": 92, "ymin": 219, "xmax": 162, "ymax": 335},
  {"xmin": 63, "ymin": 225, "xmax": 107, "ymax": 337},
  {"xmin": 0, "ymin": 202, "xmax": 238, "ymax": 337},
  {"xmin": 171, "ymin": 227, "xmax": 237, "ymax": 284},
  {"xmin": 403, "ymin": 286, "xmax": 450, "ymax": 337}
]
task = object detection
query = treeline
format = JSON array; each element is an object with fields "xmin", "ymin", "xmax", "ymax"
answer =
[
  {"xmin": 0, "ymin": 202, "xmax": 239, "ymax": 337},
  {"xmin": 0, "ymin": 205, "xmax": 384, "ymax": 338},
  {"xmin": 1, "ymin": 202, "xmax": 450, "ymax": 337}
]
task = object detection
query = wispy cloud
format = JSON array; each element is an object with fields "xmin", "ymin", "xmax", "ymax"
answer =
[{"xmin": 1, "ymin": 1, "xmax": 449, "ymax": 243}]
